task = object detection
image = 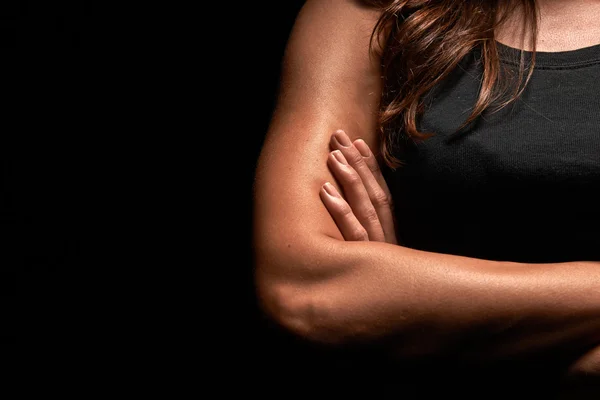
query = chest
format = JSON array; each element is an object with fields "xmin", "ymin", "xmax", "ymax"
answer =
[{"xmin": 409, "ymin": 65, "xmax": 600, "ymax": 189}]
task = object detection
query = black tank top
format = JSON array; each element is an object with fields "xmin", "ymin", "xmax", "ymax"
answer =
[
  {"xmin": 372, "ymin": 43, "xmax": 600, "ymax": 397},
  {"xmin": 385, "ymin": 41, "xmax": 600, "ymax": 264}
]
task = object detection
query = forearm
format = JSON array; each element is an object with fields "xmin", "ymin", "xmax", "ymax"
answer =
[{"xmin": 256, "ymin": 235, "xmax": 600, "ymax": 361}]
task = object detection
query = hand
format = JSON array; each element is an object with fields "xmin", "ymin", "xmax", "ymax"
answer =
[{"xmin": 319, "ymin": 129, "xmax": 397, "ymax": 244}]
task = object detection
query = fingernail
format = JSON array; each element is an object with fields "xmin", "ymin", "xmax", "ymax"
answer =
[
  {"xmin": 332, "ymin": 150, "xmax": 348, "ymax": 165},
  {"xmin": 323, "ymin": 182, "xmax": 338, "ymax": 197},
  {"xmin": 333, "ymin": 130, "xmax": 352, "ymax": 147},
  {"xmin": 354, "ymin": 139, "xmax": 371, "ymax": 157}
]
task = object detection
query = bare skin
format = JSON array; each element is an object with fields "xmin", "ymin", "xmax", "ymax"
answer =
[
  {"xmin": 253, "ymin": 0, "xmax": 600, "ymax": 383},
  {"xmin": 496, "ymin": 0, "xmax": 600, "ymax": 51}
]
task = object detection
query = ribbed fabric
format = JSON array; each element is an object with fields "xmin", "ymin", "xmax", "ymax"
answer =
[
  {"xmin": 363, "ymin": 43, "xmax": 600, "ymax": 398},
  {"xmin": 385, "ymin": 41, "xmax": 600, "ymax": 263}
]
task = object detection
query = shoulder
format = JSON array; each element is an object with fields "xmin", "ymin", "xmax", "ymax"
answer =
[{"xmin": 274, "ymin": 0, "xmax": 386, "ymax": 147}]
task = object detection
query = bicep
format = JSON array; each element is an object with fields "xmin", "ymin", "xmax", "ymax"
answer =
[{"xmin": 253, "ymin": 0, "xmax": 384, "ymax": 268}]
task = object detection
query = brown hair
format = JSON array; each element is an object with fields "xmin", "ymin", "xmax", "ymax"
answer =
[{"xmin": 363, "ymin": 0, "xmax": 539, "ymax": 168}]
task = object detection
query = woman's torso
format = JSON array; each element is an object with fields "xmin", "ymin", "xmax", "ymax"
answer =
[{"xmin": 385, "ymin": 42, "xmax": 600, "ymax": 263}]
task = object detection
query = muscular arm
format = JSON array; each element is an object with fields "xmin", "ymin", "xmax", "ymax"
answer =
[{"xmin": 253, "ymin": 0, "xmax": 600, "ymax": 362}]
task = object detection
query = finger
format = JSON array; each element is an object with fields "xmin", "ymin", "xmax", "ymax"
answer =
[
  {"xmin": 327, "ymin": 150, "xmax": 385, "ymax": 242},
  {"xmin": 331, "ymin": 130, "xmax": 396, "ymax": 243},
  {"xmin": 352, "ymin": 139, "xmax": 393, "ymax": 203},
  {"xmin": 353, "ymin": 138, "xmax": 397, "ymax": 244},
  {"xmin": 320, "ymin": 182, "xmax": 369, "ymax": 241}
]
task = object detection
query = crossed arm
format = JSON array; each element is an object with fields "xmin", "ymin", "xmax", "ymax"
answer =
[
  {"xmin": 252, "ymin": 0, "xmax": 600, "ymax": 374},
  {"xmin": 316, "ymin": 127, "xmax": 600, "ymax": 376}
]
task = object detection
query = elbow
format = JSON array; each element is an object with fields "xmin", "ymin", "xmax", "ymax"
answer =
[{"xmin": 255, "ymin": 265, "xmax": 350, "ymax": 346}]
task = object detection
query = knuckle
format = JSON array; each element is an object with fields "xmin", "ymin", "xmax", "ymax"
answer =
[
  {"xmin": 344, "ymin": 170, "xmax": 362, "ymax": 186},
  {"xmin": 363, "ymin": 207, "xmax": 380, "ymax": 224},
  {"xmin": 339, "ymin": 203, "xmax": 353, "ymax": 217},
  {"xmin": 372, "ymin": 191, "xmax": 392, "ymax": 208},
  {"xmin": 350, "ymin": 227, "xmax": 368, "ymax": 241},
  {"xmin": 368, "ymin": 160, "xmax": 381, "ymax": 174},
  {"xmin": 346, "ymin": 151, "xmax": 364, "ymax": 166}
]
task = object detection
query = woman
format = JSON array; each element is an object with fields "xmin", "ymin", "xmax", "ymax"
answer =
[{"xmin": 253, "ymin": 0, "xmax": 600, "ymax": 396}]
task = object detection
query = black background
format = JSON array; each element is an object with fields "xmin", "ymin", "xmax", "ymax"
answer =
[
  {"xmin": 1, "ymin": 0, "xmax": 366, "ymax": 386},
  {"xmin": 3, "ymin": 0, "xmax": 347, "ymax": 384},
  {"xmin": 2, "ymin": 0, "xmax": 308, "ymax": 356},
  {"xmin": 230, "ymin": 0, "xmax": 309, "ymax": 375},
  {"xmin": 1, "ymin": 1, "xmax": 91, "ymax": 341}
]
